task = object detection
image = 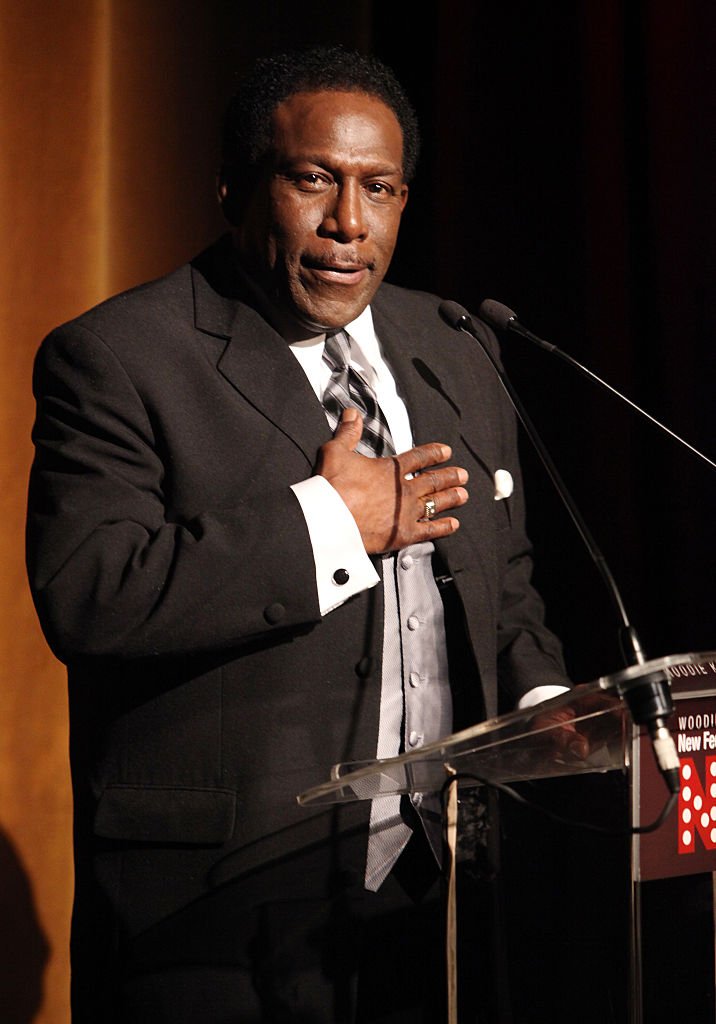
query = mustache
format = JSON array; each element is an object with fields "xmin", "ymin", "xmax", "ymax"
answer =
[{"xmin": 301, "ymin": 252, "xmax": 375, "ymax": 271}]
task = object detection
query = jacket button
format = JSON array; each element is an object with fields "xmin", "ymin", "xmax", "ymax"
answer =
[
  {"xmin": 333, "ymin": 568, "xmax": 350, "ymax": 585},
  {"xmin": 263, "ymin": 603, "xmax": 286, "ymax": 625},
  {"xmin": 356, "ymin": 656, "xmax": 373, "ymax": 678}
]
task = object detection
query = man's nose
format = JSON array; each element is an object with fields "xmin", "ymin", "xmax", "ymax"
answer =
[{"xmin": 321, "ymin": 180, "xmax": 366, "ymax": 241}]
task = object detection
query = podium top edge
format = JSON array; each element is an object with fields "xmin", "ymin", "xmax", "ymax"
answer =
[{"xmin": 596, "ymin": 651, "xmax": 716, "ymax": 690}]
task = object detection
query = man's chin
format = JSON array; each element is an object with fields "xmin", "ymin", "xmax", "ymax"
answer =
[{"xmin": 290, "ymin": 288, "xmax": 377, "ymax": 335}]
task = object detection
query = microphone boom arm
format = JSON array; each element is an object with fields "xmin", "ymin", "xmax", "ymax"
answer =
[
  {"xmin": 482, "ymin": 301, "xmax": 716, "ymax": 472},
  {"xmin": 444, "ymin": 299, "xmax": 682, "ymax": 792},
  {"xmin": 444, "ymin": 308, "xmax": 645, "ymax": 669}
]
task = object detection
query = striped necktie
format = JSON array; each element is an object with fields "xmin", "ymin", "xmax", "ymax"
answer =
[
  {"xmin": 322, "ymin": 330, "xmax": 415, "ymax": 889},
  {"xmin": 322, "ymin": 331, "xmax": 395, "ymax": 457}
]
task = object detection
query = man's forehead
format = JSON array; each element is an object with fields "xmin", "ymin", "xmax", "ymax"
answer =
[
  {"xmin": 271, "ymin": 90, "xmax": 400, "ymax": 135},
  {"xmin": 269, "ymin": 89, "xmax": 405, "ymax": 168}
]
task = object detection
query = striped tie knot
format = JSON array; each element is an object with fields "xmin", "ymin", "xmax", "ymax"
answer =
[{"xmin": 322, "ymin": 331, "xmax": 395, "ymax": 458}]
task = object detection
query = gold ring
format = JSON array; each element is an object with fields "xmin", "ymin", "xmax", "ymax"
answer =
[{"xmin": 423, "ymin": 497, "xmax": 437, "ymax": 521}]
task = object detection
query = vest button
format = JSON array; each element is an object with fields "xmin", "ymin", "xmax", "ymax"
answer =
[{"xmin": 263, "ymin": 603, "xmax": 286, "ymax": 625}]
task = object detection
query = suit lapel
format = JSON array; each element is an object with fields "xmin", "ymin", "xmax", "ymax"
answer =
[
  {"xmin": 219, "ymin": 309, "xmax": 331, "ymax": 469},
  {"xmin": 371, "ymin": 289, "xmax": 496, "ymax": 474},
  {"xmin": 191, "ymin": 254, "xmax": 331, "ymax": 471}
]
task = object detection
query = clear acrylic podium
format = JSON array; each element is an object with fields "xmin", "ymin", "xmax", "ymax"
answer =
[{"xmin": 299, "ymin": 651, "xmax": 716, "ymax": 1024}]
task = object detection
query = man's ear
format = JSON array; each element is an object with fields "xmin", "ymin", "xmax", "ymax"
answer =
[
  {"xmin": 217, "ymin": 165, "xmax": 263, "ymax": 227},
  {"xmin": 217, "ymin": 171, "xmax": 238, "ymax": 226}
]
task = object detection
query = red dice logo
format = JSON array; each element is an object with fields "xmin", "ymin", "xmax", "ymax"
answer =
[{"xmin": 678, "ymin": 757, "xmax": 716, "ymax": 853}]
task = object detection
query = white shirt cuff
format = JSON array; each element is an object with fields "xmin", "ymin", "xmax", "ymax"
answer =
[
  {"xmin": 291, "ymin": 476, "xmax": 380, "ymax": 615},
  {"xmin": 517, "ymin": 685, "xmax": 571, "ymax": 710}
]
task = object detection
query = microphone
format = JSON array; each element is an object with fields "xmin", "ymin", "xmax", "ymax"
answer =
[
  {"xmin": 438, "ymin": 300, "xmax": 680, "ymax": 793},
  {"xmin": 478, "ymin": 298, "xmax": 716, "ymax": 471}
]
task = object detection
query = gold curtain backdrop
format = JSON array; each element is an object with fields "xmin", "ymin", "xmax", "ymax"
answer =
[{"xmin": 1, "ymin": 4, "xmax": 230, "ymax": 1020}]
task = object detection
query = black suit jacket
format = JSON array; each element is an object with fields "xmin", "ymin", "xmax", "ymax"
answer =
[{"xmin": 27, "ymin": 236, "xmax": 566, "ymax": 948}]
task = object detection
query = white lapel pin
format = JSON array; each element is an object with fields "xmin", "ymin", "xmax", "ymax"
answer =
[{"xmin": 494, "ymin": 469, "xmax": 514, "ymax": 500}]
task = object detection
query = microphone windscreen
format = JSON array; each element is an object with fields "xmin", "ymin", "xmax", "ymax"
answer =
[
  {"xmin": 438, "ymin": 300, "xmax": 471, "ymax": 330},
  {"xmin": 478, "ymin": 298, "xmax": 518, "ymax": 330}
]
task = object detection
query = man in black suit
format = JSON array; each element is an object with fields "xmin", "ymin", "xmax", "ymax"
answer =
[{"xmin": 27, "ymin": 46, "xmax": 569, "ymax": 1022}]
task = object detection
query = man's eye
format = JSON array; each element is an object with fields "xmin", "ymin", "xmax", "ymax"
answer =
[
  {"xmin": 295, "ymin": 173, "xmax": 331, "ymax": 191},
  {"xmin": 365, "ymin": 181, "xmax": 395, "ymax": 199}
]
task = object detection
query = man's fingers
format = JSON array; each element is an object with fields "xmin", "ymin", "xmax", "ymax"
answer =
[
  {"xmin": 416, "ymin": 466, "xmax": 469, "ymax": 495},
  {"xmin": 320, "ymin": 424, "xmax": 471, "ymax": 552},
  {"xmin": 397, "ymin": 441, "xmax": 453, "ymax": 476},
  {"xmin": 331, "ymin": 407, "xmax": 364, "ymax": 450},
  {"xmin": 398, "ymin": 445, "xmax": 469, "ymax": 494},
  {"xmin": 417, "ymin": 516, "xmax": 461, "ymax": 539},
  {"xmin": 418, "ymin": 486, "xmax": 469, "ymax": 521}
]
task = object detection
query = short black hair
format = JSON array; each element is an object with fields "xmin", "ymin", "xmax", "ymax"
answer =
[{"xmin": 220, "ymin": 45, "xmax": 420, "ymax": 186}]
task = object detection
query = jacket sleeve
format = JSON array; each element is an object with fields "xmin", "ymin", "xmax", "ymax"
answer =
[
  {"xmin": 26, "ymin": 322, "xmax": 323, "ymax": 662},
  {"xmin": 495, "ymin": 470, "xmax": 571, "ymax": 706}
]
